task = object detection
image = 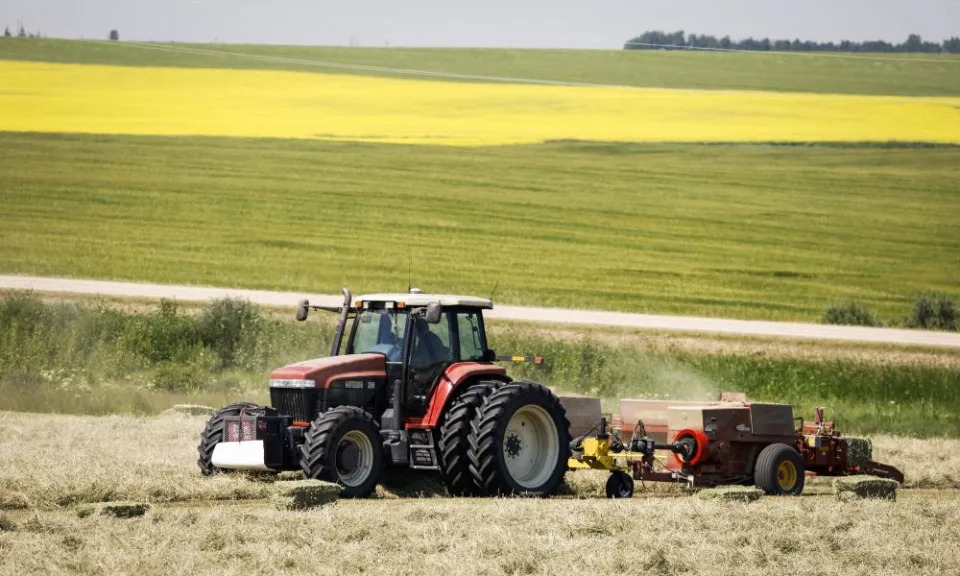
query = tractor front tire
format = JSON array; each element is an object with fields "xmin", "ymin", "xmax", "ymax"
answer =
[
  {"xmin": 438, "ymin": 380, "xmax": 504, "ymax": 496},
  {"xmin": 197, "ymin": 402, "xmax": 263, "ymax": 476},
  {"xmin": 469, "ymin": 381, "xmax": 571, "ymax": 497},
  {"xmin": 754, "ymin": 443, "xmax": 805, "ymax": 495},
  {"xmin": 300, "ymin": 406, "xmax": 383, "ymax": 499}
]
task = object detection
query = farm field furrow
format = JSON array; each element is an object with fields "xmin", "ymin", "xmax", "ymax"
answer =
[
  {"xmin": 0, "ymin": 133, "xmax": 958, "ymax": 321},
  {"xmin": 2, "ymin": 60, "xmax": 959, "ymax": 145},
  {"xmin": 1, "ymin": 38, "xmax": 959, "ymax": 97}
]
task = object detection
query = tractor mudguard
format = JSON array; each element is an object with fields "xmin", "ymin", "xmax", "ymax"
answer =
[{"xmin": 412, "ymin": 363, "xmax": 509, "ymax": 429}]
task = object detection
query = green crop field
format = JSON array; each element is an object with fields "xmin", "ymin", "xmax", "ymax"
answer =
[
  {"xmin": 1, "ymin": 39, "xmax": 958, "ymax": 321},
  {"xmin": 1, "ymin": 132, "xmax": 958, "ymax": 321},
  {"xmin": 1, "ymin": 38, "xmax": 959, "ymax": 96}
]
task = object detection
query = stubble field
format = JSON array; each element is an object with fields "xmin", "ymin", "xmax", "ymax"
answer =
[{"xmin": 0, "ymin": 411, "xmax": 958, "ymax": 575}]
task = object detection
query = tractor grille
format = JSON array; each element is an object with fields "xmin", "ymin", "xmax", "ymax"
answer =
[
  {"xmin": 270, "ymin": 387, "xmax": 319, "ymax": 423},
  {"xmin": 224, "ymin": 419, "xmax": 256, "ymax": 442}
]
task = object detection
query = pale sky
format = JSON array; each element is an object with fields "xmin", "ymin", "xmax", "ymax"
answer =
[{"xmin": 2, "ymin": 0, "xmax": 958, "ymax": 48}]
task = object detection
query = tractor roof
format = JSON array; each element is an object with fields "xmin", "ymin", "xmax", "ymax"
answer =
[{"xmin": 357, "ymin": 292, "xmax": 493, "ymax": 309}]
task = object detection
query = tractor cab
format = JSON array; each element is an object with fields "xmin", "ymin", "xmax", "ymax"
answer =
[{"xmin": 344, "ymin": 290, "xmax": 494, "ymax": 419}]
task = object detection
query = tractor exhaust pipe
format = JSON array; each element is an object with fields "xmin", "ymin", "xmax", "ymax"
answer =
[{"xmin": 330, "ymin": 287, "xmax": 351, "ymax": 356}]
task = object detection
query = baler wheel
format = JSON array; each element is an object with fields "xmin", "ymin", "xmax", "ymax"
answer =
[
  {"xmin": 606, "ymin": 471, "xmax": 634, "ymax": 498},
  {"xmin": 197, "ymin": 402, "xmax": 263, "ymax": 476},
  {"xmin": 468, "ymin": 381, "xmax": 571, "ymax": 497},
  {"xmin": 300, "ymin": 406, "xmax": 383, "ymax": 498},
  {"xmin": 438, "ymin": 380, "xmax": 504, "ymax": 496},
  {"xmin": 754, "ymin": 443, "xmax": 805, "ymax": 496}
]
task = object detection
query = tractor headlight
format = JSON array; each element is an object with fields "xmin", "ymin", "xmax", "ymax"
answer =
[{"xmin": 269, "ymin": 379, "xmax": 315, "ymax": 388}]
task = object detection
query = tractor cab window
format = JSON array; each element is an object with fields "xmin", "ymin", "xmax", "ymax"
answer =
[
  {"xmin": 351, "ymin": 309, "xmax": 407, "ymax": 362},
  {"xmin": 409, "ymin": 314, "xmax": 452, "ymax": 368},
  {"xmin": 456, "ymin": 311, "xmax": 485, "ymax": 361}
]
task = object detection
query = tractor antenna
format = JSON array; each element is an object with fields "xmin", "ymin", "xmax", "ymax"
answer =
[
  {"xmin": 407, "ymin": 250, "xmax": 412, "ymax": 293},
  {"xmin": 489, "ymin": 280, "xmax": 500, "ymax": 302}
]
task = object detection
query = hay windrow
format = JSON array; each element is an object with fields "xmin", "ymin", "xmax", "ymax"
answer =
[
  {"xmin": 697, "ymin": 486, "xmax": 764, "ymax": 502},
  {"xmin": 270, "ymin": 480, "xmax": 341, "ymax": 510},
  {"xmin": 834, "ymin": 475, "xmax": 898, "ymax": 501},
  {"xmin": 76, "ymin": 501, "xmax": 151, "ymax": 518}
]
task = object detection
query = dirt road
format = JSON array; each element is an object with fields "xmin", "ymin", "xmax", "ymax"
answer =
[{"xmin": 2, "ymin": 274, "xmax": 958, "ymax": 348}]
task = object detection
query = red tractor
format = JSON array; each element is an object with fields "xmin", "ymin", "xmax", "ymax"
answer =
[{"xmin": 198, "ymin": 288, "xmax": 571, "ymax": 498}]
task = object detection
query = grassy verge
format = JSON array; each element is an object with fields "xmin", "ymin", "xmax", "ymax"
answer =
[
  {"xmin": 3, "ymin": 292, "xmax": 958, "ymax": 436},
  {"xmin": 1, "ymin": 38, "xmax": 959, "ymax": 96},
  {"xmin": 1, "ymin": 133, "xmax": 958, "ymax": 321}
]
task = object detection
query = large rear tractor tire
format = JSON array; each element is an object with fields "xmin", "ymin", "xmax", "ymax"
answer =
[
  {"xmin": 468, "ymin": 382, "xmax": 571, "ymax": 497},
  {"xmin": 197, "ymin": 402, "xmax": 263, "ymax": 476},
  {"xmin": 300, "ymin": 406, "xmax": 384, "ymax": 499},
  {"xmin": 438, "ymin": 380, "xmax": 504, "ymax": 496},
  {"xmin": 754, "ymin": 443, "xmax": 805, "ymax": 496}
]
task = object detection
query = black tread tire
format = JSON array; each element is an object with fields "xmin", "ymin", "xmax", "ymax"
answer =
[
  {"xmin": 438, "ymin": 380, "xmax": 505, "ymax": 496},
  {"xmin": 754, "ymin": 443, "xmax": 805, "ymax": 496},
  {"xmin": 468, "ymin": 381, "xmax": 571, "ymax": 497},
  {"xmin": 197, "ymin": 402, "xmax": 263, "ymax": 476},
  {"xmin": 606, "ymin": 471, "xmax": 634, "ymax": 499},
  {"xmin": 299, "ymin": 406, "xmax": 384, "ymax": 499}
]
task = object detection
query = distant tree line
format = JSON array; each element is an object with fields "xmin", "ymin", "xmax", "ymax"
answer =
[
  {"xmin": 625, "ymin": 31, "xmax": 960, "ymax": 54},
  {"xmin": 2, "ymin": 24, "xmax": 44, "ymax": 38},
  {"xmin": 2, "ymin": 25, "xmax": 118, "ymax": 40}
]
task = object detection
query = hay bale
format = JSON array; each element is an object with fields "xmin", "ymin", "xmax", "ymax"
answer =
[
  {"xmin": 697, "ymin": 486, "xmax": 763, "ymax": 503},
  {"xmin": 834, "ymin": 476, "xmax": 897, "ymax": 501},
  {"xmin": 166, "ymin": 404, "xmax": 216, "ymax": 416},
  {"xmin": 76, "ymin": 501, "xmax": 151, "ymax": 518},
  {"xmin": 271, "ymin": 480, "xmax": 341, "ymax": 510},
  {"xmin": 845, "ymin": 437, "xmax": 873, "ymax": 468},
  {"xmin": 276, "ymin": 471, "xmax": 305, "ymax": 482}
]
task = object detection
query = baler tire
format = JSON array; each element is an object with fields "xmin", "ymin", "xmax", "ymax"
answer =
[
  {"xmin": 299, "ymin": 406, "xmax": 383, "ymax": 499},
  {"xmin": 197, "ymin": 402, "xmax": 264, "ymax": 476},
  {"xmin": 438, "ymin": 380, "xmax": 505, "ymax": 496},
  {"xmin": 468, "ymin": 381, "xmax": 571, "ymax": 497},
  {"xmin": 754, "ymin": 443, "xmax": 805, "ymax": 496},
  {"xmin": 606, "ymin": 471, "xmax": 634, "ymax": 499}
]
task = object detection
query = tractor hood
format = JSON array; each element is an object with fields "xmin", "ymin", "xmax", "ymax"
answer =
[{"xmin": 270, "ymin": 354, "xmax": 386, "ymax": 389}]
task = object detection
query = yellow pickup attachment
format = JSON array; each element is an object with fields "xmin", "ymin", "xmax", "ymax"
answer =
[{"xmin": 568, "ymin": 436, "xmax": 627, "ymax": 472}]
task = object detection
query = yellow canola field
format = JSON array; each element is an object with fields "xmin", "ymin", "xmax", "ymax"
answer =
[{"xmin": 1, "ymin": 60, "xmax": 959, "ymax": 146}]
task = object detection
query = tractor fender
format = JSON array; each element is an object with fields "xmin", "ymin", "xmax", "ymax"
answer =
[{"xmin": 417, "ymin": 363, "xmax": 509, "ymax": 428}]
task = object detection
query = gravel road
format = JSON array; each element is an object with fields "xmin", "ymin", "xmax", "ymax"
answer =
[{"xmin": 2, "ymin": 275, "xmax": 958, "ymax": 348}]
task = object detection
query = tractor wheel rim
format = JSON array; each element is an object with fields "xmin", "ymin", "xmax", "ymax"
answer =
[
  {"xmin": 503, "ymin": 405, "xmax": 559, "ymax": 489},
  {"xmin": 337, "ymin": 430, "xmax": 374, "ymax": 487},
  {"xmin": 777, "ymin": 460, "xmax": 797, "ymax": 491}
]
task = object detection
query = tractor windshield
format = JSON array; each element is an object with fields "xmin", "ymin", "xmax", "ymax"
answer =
[{"xmin": 350, "ymin": 309, "xmax": 408, "ymax": 362}]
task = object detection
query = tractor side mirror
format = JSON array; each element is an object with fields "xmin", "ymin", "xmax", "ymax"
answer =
[
  {"xmin": 424, "ymin": 302, "xmax": 442, "ymax": 324},
  {"xmin": 295, "ymin": 299, "xmax": 309, "ymax": 322},
  {"xmin": 482, "ymin": 348, "xmax": 497, "ymax": 362}
]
